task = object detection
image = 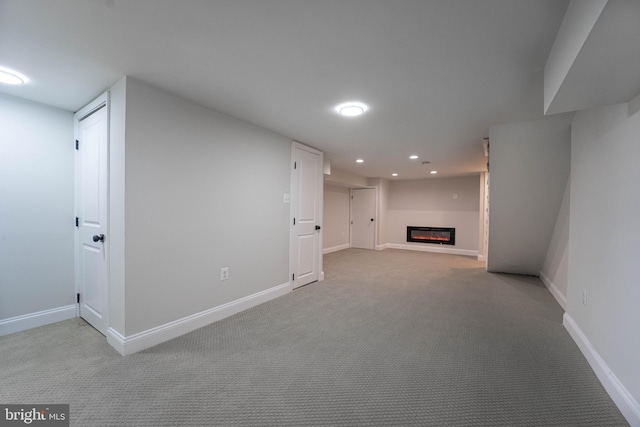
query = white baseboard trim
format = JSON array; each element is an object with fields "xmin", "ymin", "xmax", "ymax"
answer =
[
  {"xmin": 323, "ymin": 244, "xmax": 349, "ymax": 254},
  {"xmin": 0, "ymin": 305, "xmax": 76, "ymax": 337},
  {"xmin": 563, "ymin": 313, "xmax": 640, "ymax": 426},
  {"xmin": 106, "ymin": 282, "xmax": 291, "ymax": 356},
  {"xmin": 386, "ymin": 243, "xmax": 478, "ymax": 257},
  {"xmin": 375, "ymin": 244, "xmax": 389, "ymax": 251},
  {"xmin": 539, "ymin": 270, "xmax": 567, "ymax": 310}
]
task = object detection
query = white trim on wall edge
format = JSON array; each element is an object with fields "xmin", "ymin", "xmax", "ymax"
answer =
[
  {"xmin": 323, "ymin": 244, "xmax": 349, "ymax": 254},
  {"xmin": 539, "ymin": 270, "xmax": 567, "ymax": 310},
  {"xmin": 0, "ymin": 305, "xmax": 76, "ymax": 337},
  {"xmin": 477, "ymin": 254, "xmax": 486, "ymax": 262},
  {"xmin": 564, "ymin": 313, "xmax": 640, "ymax": 426},
  {"xmin": 375, "ymin": 244, "xmax": 388, "ymax": 251},
  {"xmin": 386, "ymin": 243, "xmax": 478, "ymax": 257},
  {"xmin": 107, "ymin": 282, "xmax": 291, "ymax": 356}
]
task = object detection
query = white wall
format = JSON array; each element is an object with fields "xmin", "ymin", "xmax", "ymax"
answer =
[
  {"xmin": 387, "ymin": 176, "xmax": 480, "ymax": 252},
  {"xmin": 487, "ymin": 114, "xmax": 572, "ymax": 275},
  {"xmin": 122, "ymin": 78, "xmax": 291, "ymax": 336},
  {"xmin": 566, "ymin": 99, "xmax": 640, "ymax": 413},
  {"xmin": 323, "ymin": 184, "xmax": 350, "ymax": 252},
  {"xmin": 540, "ymin": 177, "xmax": 570, "ymax": 309},
  {"xmin": 0, "ymin": 94, "xmax": 75, "ymax": 334}
]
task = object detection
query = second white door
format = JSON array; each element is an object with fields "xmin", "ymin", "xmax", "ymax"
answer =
[{"xmin": 350, "ymin": 188, "xmax": 376, "ymax": 250}]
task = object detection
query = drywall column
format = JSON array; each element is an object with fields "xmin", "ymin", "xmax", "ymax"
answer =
[
  {"xmin": 540, "ymin": 177, "xmax": 570, "ymax": 310},
  {"xmin": 487, "ymin": 114, "xmax": 572, "ymax": 275},
  {"xmin": 478, "ymin": 172, "xmax": 488, "ymax": 262},
  {"xmin": 107, "ymin": 77, "xmax": 126, "ymax": 336}
]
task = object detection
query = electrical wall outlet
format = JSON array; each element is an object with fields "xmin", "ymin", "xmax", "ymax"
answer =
[
  {"xmin": 582, "ymin": 289, "xmax": 587, "ymax": 305},
  {"xmin": 221, "ymin": 267, "xmax": 229, "ymax": 281}
]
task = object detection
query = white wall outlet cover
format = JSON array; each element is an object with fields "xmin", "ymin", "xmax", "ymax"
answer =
[{"xmin": 283, "ymin": 193, "xmax": 290, "ymax": 204}]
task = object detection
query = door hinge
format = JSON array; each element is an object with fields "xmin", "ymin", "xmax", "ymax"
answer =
[
  {"xmin": 293, "ymin": 218, "xmax": 296, "ymax": 225},
  {"xmin": 294, "ymin": 161, "xmax": 297, "ymax": 169},
  {"xmin": 75, "ymin": 217, "xmax": 79, "ymax": 228},
  {"xmin": 75, "ymin": 139, "xmax": 79, "ymax": 150},
  {"xmin": 77, "ymin": 293, "xmax": 80, "ymax": 303},
  {"xmin": 292, "ymin": 273, "xmax": 295, "ymax": 281}
]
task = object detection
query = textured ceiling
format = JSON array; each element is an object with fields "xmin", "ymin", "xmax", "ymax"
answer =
[{"xmin": 0, "ymin": 0, "xmax": 569, "ymax": 180}]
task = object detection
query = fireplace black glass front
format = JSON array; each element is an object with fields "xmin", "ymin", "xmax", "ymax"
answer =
[{"xmin": 406, "ymin": 226, "xmax": 455, "ymax": 245}]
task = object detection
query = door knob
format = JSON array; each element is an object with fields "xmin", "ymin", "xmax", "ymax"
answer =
[
  {"xmin": 315, "ymin": 225, "xmax": 321, "ymax": 230},
  {"xmin": 92, "ymin": 234, "xmax": 105, "ymax": 243},
  {"xmin": 370, "ymin": 218, "xmax": 375, "ymax": 222}
]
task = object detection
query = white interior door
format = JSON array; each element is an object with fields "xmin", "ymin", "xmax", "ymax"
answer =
[
  {"xmin": 291, "ymin": 143, "xmax": 322, "ymax": 289},
  {"xmin": 351, "ymin": 188, "xmax": 376, "ymax": 250},
  {"xmin": 76, "ymin": 98, "xmax": 109, "ymax": 335}
]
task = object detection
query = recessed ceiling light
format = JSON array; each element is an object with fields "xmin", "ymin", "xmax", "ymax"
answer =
[
  {"xmin": 409, "ymin": 155, "xmax": 419, "ymax": 160},
  {"xmin": 356, "ymin": 159, "xmax": 364, "ymax": 163},
  {"xmin": 0, "ymin": 66, "xmax": 27, "ymax": 85},
  {"xmin": 392, "ymin": 173, "xmax": 398, "ymax": 177},
  {"xmin": 430, "ymin": 170, "xmax": 438, "ymax": 174},
  {"xmin": 335, "ymin": 102, "xmax": 369, "ymax": 117}
]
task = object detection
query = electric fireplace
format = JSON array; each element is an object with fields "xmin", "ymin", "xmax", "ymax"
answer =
[{"xmin": 406, "ymin": 226, "xmax": 455, "ymax": 245}]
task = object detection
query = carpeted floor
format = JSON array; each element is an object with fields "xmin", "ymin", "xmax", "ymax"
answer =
[{"xmin": 0, "ymin": 249, "xmax": 629, "ymax": 426}]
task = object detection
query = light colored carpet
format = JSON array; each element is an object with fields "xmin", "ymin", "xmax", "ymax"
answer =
[{"xmin": 0, "ymin": 249, "xmax": 628, "ymax": 426}]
